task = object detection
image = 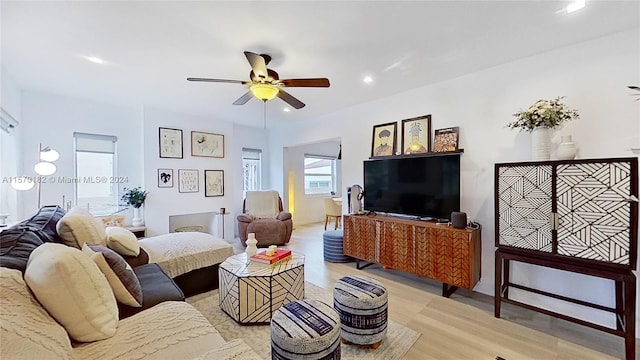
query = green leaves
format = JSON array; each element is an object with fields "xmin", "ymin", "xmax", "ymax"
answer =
[
  {"xmin": 121, "ymin": 187, "xmax": 148, "ymax": 208},
  {"xmin": 507, "ymin": 96, "xmax": 579, "ymax": 132}
]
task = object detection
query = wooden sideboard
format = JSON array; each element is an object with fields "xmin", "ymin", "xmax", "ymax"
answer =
[{"xmin": 343, "ymin": 214, "xmax": 481, "ymax": 297}]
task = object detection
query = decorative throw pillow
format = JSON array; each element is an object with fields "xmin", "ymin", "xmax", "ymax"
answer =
[
  {"xmin": 56, "ymin": 207, "xmax": 107, "ymax": 248},
  {"xmin": 0, "ymin": 226, "xmax": 46, "ymax": 272},
  {"xmin": 82, "ymin": 244, "xmax": 143, "ymax": 307},
  {"xmin": 105, "ymin": 226, "xmax": 140, "ymax": 256},
  {"xmin": 121, "ymin": 247, "xmax": 150, "ymax": 268},
  {"xmin": 24, "ymin": 243, "xmax": 118, "ymax": 342},
  {"xmin": 0, "ymin": 267, "xmax": 72, "ymax": 359}
]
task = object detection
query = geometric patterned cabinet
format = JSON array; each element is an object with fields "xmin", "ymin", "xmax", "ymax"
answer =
[
  {"xmin": 343, "ymin": 214, "xmax": 481, "ymax": 297},
  {"xmin": 494, "ymin": 157, "xmax": 638, "ymax": 360},
  {"xmin": 495, "ymin": 157, "xmax": 638, "ymax": 269}
]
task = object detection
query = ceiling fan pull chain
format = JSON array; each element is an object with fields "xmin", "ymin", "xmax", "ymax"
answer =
[{"xmin": 263, "ymin": 100, "xmax": 267, "ymax": 129}]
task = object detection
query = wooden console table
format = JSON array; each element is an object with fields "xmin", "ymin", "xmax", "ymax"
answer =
[{"xmin": 343, "ymin": 214, "xmax": 481, "ymax": 297}]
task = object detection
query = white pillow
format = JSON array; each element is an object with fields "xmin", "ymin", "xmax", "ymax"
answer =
[
  {"xmin": 56, "ymin": 207, "xmax": 108, "ymax": 248},
  {"xmin": 0, "ymin": 267, "xmax": 72, "ymax": 359},
  {"xmin": 106, "ymin": 226, "xmax": 140, "ymax": 256},
  {"xmin": 82, "ymin": 243, "xmax": 143, "ymax": 307},
  {"xmin": 25, "ymin": 243, "xmax": 118, "ymax": 342}
]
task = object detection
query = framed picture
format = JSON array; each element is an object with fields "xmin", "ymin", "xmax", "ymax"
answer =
[
  {"xmin": 371, "ymin": 121, "xmax": 397, "ymax": 157},
  {"xmin": 433, "ymin": 127, "xmax": 460, "ymax": 152},
  {"xmin": 401, "ymin": 115, "xmax": 431, "ymax": 155},
  {"xmin": 157, "ymin": 168, "xmax": 174, "ymax": 188},
  {"xmin": 191, "ymin": 131, "xmax": 224, "ymax": 158},
  {"xmin": 159, "ymin": 127, "xmax": 183, "ymax": 158},
  {"xmin": 204, "ymin": 170, "xmax": 224, "ymax": 197},
  {"xmin": 178, "ymin": 169, "xmax": 199, "ymax": 193}
]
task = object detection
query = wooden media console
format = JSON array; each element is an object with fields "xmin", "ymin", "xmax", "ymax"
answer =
[{"xmin": 343, "ymin": 214, "xmax": 481, "ymax": 297}]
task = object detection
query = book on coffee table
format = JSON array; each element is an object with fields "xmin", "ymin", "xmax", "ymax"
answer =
[{"xmin": 251, "ymin": 249, "xmax": 292, "ymax": 264}]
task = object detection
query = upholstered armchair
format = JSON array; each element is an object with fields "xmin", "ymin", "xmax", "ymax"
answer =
[{"xmin": 237, "ymin": 190, "xmax": 293, "ymax": 247}]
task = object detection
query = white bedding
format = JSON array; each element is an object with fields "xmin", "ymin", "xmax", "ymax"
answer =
[{"xmin": 139, "ymin": 232, "xmax": 233, "ymax": 278}]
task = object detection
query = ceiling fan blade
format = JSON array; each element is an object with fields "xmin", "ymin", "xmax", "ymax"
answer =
[
  {"xmin": 187, "ymin": 77, "xmax": 248, "ymax": 84},
  {"xmin": 277, "ymin": 89, "xmax": 305, "ymax": 109},
  {"xmin": 244, "ymin": 51, "xmax": 269, "ymax": 80},
  {"xmin": 280, "ymin": 78, "xmax": 330, "ymax": 87},
  {"xmin": 232, "ymin": 91, "xmax": 253, "ymax": 105}
]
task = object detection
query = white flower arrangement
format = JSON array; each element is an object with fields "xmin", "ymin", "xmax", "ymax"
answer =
[{"xmin": 508, "ymin": 96, "xmax": 579, "ymax": 132}]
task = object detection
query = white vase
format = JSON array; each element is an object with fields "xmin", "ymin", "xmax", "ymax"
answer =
[
  {"xmin": 557, "ymin": 135, "xmax": 578, "ymax": 160},
  {"xmin": 531, "ymin": 127, "xmax": 552, "ymax": 161},
  {"xmin": 245, "ymin": 233, "xmax": 258, "ymax": 262},
  {"xmin": 132, "ymin": 207, "xmax": 144, "ymax": 227}
]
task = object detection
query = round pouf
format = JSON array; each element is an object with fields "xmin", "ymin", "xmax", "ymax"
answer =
[
  {"xmin": 270, "ymin": 299, "xmax": 341, "ymax": 360},
  {"xmin": 333, "ymin": 275, "xmax": 388, "ymax": 348},
  {"xmin": 323, "ymin": 230, "xmax": 353, "ymax": 263}
]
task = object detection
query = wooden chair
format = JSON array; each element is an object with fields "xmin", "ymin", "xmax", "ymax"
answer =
[{"xmin": 323, "ymin": 198, "xmax": 342, "ymax": 230}]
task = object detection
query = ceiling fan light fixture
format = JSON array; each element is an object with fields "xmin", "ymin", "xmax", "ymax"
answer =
[{"xmin": 250, "ymin": 83, "xmax": 279, "ymax": 101}]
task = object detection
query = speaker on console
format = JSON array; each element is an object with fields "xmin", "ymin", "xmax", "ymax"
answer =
[{"xmin": 451, "ymin": 211, "xmax": 467, "ymax": 229}]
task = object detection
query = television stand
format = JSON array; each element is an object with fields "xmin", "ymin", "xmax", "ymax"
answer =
[{"xmin": 343, "ymin": 214, "xmax": 481, "ymax": 297}]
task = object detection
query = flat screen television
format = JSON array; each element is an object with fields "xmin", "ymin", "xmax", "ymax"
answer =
[{"xmin": 363, "ymin": 155, "xmax": 460, "ymax": 219}]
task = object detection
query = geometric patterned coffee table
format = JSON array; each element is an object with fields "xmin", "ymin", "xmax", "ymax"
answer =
[{"xmin": 218, "ymin": 251, "xmax": 305, "ymax": 324}]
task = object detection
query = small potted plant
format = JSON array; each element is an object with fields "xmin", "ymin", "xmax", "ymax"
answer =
[
  {"xmin": 507, "ymin": 96, "xmax": 579, "ymax": 160},
  {"xmin": 121, "ymin": 187, "xmax": 148, "ymax": 227}
]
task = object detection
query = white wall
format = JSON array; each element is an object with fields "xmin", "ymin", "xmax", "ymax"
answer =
[
  {"xmin": 142, "ymin": 108, "xmax": 271, "ymax": 239},
  {"xmin": 283, "ymin": 139, "xmax": 341, "ymax": 226},
  {"xmin": 17, "ymin": 92, "xmax": 144, "ymax": 220},
  {"xmin": 0, "ymin": 71, "xmax": 23, "ymax": 222},
  {"xmin": 10, "ymin": 91, "xmax": 269, "ymax": 239},
  {"xmin": 230, "ymin": 123, "xmax": 271, "ymax": 237},
  {"xmin": 142, "ymin": 108, "xmax": 232, "ymax": 237},
  {"xmin": 270, "ymin": 29, "xmax": 640, "ymax": 329}
]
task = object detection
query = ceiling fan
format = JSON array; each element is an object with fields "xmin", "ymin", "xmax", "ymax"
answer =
[{"xmin": 187, "ymin": 51, "xmax": 330, "ymax": 109}]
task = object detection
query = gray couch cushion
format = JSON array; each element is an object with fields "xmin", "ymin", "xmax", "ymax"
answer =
[{"xmin": 118, "ymin": 263, "xmax": 184, "ymax": 319}]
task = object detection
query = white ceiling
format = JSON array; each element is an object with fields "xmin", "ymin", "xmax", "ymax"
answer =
[{"xmin": 2, "ymin": 1, "xmax": 638, "ymax": 128}]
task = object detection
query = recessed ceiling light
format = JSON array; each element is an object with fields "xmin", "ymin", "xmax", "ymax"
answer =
[
  {"xmin": 363, "ymin": 76, "xmax": 373, "ymax": 84},
  {"xmin": 566, "ymin": 0, "xmax": 585, "ymax": 13},
  {"xmin": 283, "ymin": 108, "xmax": 291, "ymax": 112},
  {"xmin": 83, "ymin": 56, "xmax": 105, "ymax": 64}
]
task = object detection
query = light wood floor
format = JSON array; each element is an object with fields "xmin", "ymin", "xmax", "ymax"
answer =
[{"xmin": 281, "ymin": 222, "xmax": 636, "ymax": 360}]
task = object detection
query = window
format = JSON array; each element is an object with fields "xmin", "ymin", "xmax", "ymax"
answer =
[
  {"xmin": 242, "ymin": 148, "xmax": 262, "ymax": 196},
  {"xmin": 74, "ymin": 132, "xmax": 118, "ymax": 215},
  {"xmin": 304, "ymin": 154, "xmax": 336, "ymax": 195}
]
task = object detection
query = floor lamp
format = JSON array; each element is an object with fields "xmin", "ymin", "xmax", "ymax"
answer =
[
  {"xmin": 11, "ymin": 143, "xmax": 58, "ymax": 208},
  {"xmin": 34, "ymin": 143, "xmax": 59, "ymax": 208}
]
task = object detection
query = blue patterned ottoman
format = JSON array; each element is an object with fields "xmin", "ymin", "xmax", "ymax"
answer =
[
  {"xmin": 270, "ymin": 299, "xmax": 341, "ymax": 360},
  {"xmin": 323, "ymin": 230, "xmax": 353, "ymax": 263},
  {"xmin": 333, "ymin": 275, "xmax": 388, "ymax": 349}
]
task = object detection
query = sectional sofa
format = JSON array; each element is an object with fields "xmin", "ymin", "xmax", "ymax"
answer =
[{"xmin": 0, "ymin": 206, "xmax": 259, "ymax": 359}]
